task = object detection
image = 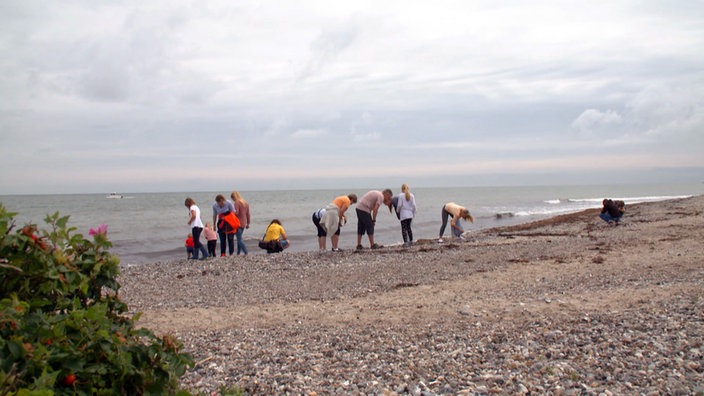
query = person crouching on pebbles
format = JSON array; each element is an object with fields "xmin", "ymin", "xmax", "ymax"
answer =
[
  {"xmin": 262, "ymin": 219, "xmax": 290, "ymax": 254},
  {"xmin": 356, "ymin": 189, "xmax": 393, "ymax": 250},
  {"xmin": 438, "ymin": 202, "xmax": 474, "ymax": 243},
  {"xmin": 600, "ymin": 198, "xmax": 625, "ymax": 225}
]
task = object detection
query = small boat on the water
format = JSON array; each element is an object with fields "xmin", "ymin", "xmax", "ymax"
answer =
[{"xmin": 106, "ymin": 192, "xmax": 123, "ymax": 199}]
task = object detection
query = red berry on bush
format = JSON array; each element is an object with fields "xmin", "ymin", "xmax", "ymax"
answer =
[{"xmin": 63, "ymin": 374, "xmax": 76, "ymax": 386}]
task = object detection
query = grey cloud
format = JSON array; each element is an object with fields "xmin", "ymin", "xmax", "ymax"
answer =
[
  {"xmin": 292, "ymin": 129, "xmax": 327, "ymax": 139},
  {"xmin": 79, "ymin": 61, "xmax": 131, "ymax": 102},
  {"xmin": 1, "ymin": 1, "xmax": 703, "ymax": 194},
  {"xmin": 298, "ymin": 24, "xmax": 359, "ymax": 81},
  {"xmin": 572, "ymin": 109, "xmax": 623, "ymax": 136},
  {"xmin": 570, "ymin": 83, "xmax": 704, "ymax": 145},
  {"xmin": 627, "ymin": 84, "xmax": 704, "ymax": 138}
]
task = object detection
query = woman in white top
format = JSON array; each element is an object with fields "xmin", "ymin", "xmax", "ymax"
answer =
[
  {"xmin": 396, "ymin": 184, "xmax": 417, "ymax": 246},
  {"xmin": 185, "ymin": 197, "xmax": 209, "ymax": 260}
]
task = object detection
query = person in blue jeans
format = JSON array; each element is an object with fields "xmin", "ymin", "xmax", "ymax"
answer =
[
  {"xmin": 599, "ymin": 199, "xmax": 624, "ymax": 225},
  {"xmin": 438, "ymin": 202, "xmax": 474, "ymax": 243},
  {"xmin": 452, "ymin": 218, "xmax": 464, "ymax": 238},
  {"xmin": 212, "ymin": 194, "xmax": 237, "ymax": 256},
  {"xmin": 184, "ymin": 198, "xmax": 208, "ymax": 260},
  {"xmin": 231, "ymin": 190, "xmax": 251, "ymax": 255}
]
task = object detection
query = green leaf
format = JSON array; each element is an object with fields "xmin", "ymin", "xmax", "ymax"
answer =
[
  {"xmin": 55, "ymin": 215, "xmax": 70, "ymax": 229},
  {"xmin": 32, "ymin": 367, "xmax": 60, "ymax": 390},
  {"xmin": 7, "ymin": 339, "xmax": 25, "ymax": 358}
]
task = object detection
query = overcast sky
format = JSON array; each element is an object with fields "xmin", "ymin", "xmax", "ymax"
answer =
[{"xmin": 1, "ymin": 1, "xmax": 702, "ymax": 194}]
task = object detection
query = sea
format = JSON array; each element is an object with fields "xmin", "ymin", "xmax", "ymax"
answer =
[{"xmin": 1, "ymin": 183, "xmax": 702, "ymax": 265}]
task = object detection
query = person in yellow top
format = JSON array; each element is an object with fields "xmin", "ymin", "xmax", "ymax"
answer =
[
  {"xmin": 262, "ymin": 219, "xmax": 290, "ymax": 253},
  {"xmin": 438, "ymin": 202, "xmax": 474, "ymax": 243}
]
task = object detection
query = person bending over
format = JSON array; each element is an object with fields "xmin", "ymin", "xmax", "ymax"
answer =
[
  {"xmin": 319, "ymin": 193, "xmax": 357, "ymax": 251},
  {"xmin": 438, "ymin": 202, "xmax": 474, "ymax": 243},
  {"xmin": 356, "ymin": 189, "xmax": 393, "ymax": 250}
]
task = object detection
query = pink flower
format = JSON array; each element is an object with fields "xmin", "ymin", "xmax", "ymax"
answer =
[{"xmin": 89, "ymin": 224, "xmax": 108, "ymax": 236}]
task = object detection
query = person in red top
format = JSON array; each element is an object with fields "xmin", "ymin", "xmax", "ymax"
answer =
[{"xmin": 184, "ymin": 234, "xmax": 194, "ymax": 259}]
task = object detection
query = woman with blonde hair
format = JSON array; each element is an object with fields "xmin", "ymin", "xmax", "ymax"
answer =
[
  {"xmin": 230, "ymin": 190, "xmax": 251, "ymax": 255},
  {"xmin": 395, "ymin": 184, "xmax": 417, "ymax": 246},
  {"xmin": 438, "ymin": 202, "xmax": 474, "ymax": 243}
]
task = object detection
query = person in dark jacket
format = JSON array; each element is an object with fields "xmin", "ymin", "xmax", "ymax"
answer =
[{"xmin": 599, "ymin": 198, "xmax": 624, "ymax": 225}]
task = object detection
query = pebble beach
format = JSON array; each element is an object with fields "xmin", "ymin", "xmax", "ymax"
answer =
[{"xmin": 118, "ymin": 196, "xmax": 704, "ymax": 395}]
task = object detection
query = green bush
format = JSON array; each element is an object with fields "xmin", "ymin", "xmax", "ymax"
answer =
[{"xmin": 0, "ymin": 204, "xmax": 194, "ymax": 395}]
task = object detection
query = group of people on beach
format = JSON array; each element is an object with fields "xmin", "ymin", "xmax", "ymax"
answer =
[
  {"xmin": 185, "ymin": 191, "xmax": 251, "ymax": 260},
  {"xmin": 184, "ymin": 185, "xmax": 476, "ymax": 257},
  {"xmin": 312, "ymin": 188, "xmax": 397, "ymax": 252},
  {"xmin": 312, "ymin": 185, "xmax": 475, "ymax": 252},
  {"xmin": 185, "ymin": 188, "xmax": 626, "ymax": 258}
]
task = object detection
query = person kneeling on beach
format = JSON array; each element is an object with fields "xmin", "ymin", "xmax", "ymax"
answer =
[
  {"xmin": 600, "ymin": 198, "xmax": 624, "ymax": 225},
  {"xmin": 261, "ymin": 219, "xmax": 290, "ymax": 254},
  {"xmin": 438, "ymin": 202, "xmax": 474, "ymax": 243}
]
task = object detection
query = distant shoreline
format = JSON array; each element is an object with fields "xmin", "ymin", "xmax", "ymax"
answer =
[
  {"xmin": 3, "ymin": 186, "xmax": 702, "ymax": 266},
  {"xmin": 121, "ymin": 195, "xmax": 696, "ymax": 266}
]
